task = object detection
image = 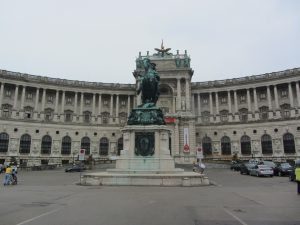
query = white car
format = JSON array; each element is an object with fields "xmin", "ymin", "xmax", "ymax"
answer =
[{"xmin": 249, "ymin": 165, "xmax": 273, "ymax": 177}]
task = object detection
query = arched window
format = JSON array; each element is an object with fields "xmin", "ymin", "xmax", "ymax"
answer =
[
  {"xmin": 261, "ymin": 134, "xmax": 273, "ymax": 154},
  {"xmin": 240, "ymin": 135, "xmax": 251, "ymax": 155},
  {"xmin": 61, "ymin": 136, "xmax": 71, "ymax": 155},
  {"xmin": 220, "ymin": 110, "xmax": 229, "ymax": 122},
  {"xmin": 101, "ymin": 112, "xmax": 110, "ymax": 125},
  {"xmin": 99, "ymin": 137, "xmax": 109, "ymax": 156},
  {"xmin": 81, "ymin": 137, "xmax": 90, "ymax": 155},
  {"xmin": 202, "ymin": 136, "xmax": 212, "ymax": 155},
  {"xmin": 259, "ymin": 106, "xmax": 269, "ymax": 120},
  {"xmin": 0, "ymin": 132, "xmax": 9, "ymax": 153},
  {"xmin": 221, "ymin": 136, "xmax": 231, "ymax": 155},
  {"xmin": 41, "ymin": 135, "xmax": 52, "ymax": 154},
  {"xmin": 283, "ymin": 133, "xmax": 295, "ymax": 154},
  {"xmin": 64, "ymin": 110, "xmax": 73, "ymax": 122},
  {"xmin": 239, "ymin": 108, "xmax": 248, "ymax": 122},
  {"xmin": 20, "ymin": 134, "xmax": 31, "ymax": 154},
  {"xmin": 117, "ymin": 137, "xmax": 123, "ymax": 156},
  {"xmin": 83, "ymin": 111, "xmax": 91, "ymax": 123}
]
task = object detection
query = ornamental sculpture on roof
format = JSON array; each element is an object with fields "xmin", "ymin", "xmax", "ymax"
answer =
[{"xmin": 154, "ymin": 40, "xmax": 172, "ymax": 57}]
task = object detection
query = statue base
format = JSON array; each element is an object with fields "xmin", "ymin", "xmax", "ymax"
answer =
[{"xmin": 80, "ymin": 125, "xmax": 209, "ymax": 186}]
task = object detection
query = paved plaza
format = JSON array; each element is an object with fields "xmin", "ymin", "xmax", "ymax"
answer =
[{"xmin": 0, "ymin": 164, "xmax": 299, "ymax": 225}]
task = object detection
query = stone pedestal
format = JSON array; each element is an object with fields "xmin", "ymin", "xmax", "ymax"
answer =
[{"xmin": 81, "ymin": 125, "xmax": 209, "ymax": 186}]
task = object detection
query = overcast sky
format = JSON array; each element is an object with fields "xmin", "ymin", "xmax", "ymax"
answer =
[{"xmin": 1, "ymin": 0, "xmax": 299, "ymax": 84}]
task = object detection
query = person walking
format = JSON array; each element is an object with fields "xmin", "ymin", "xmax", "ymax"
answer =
[
  {"xmin": 3, "ymin": 165, "xmax": 12, "ymax": 185},
  {"xmin": 295, "ymin": 162, "xmax": 300, "ymax": 195}
]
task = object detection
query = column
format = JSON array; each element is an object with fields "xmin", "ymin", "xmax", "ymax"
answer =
[
  {"xmin": 253, "ymin": 88, "xmax": 259, "ymax": 120},
  {"xmin": 191, "ymin": 93, "xmax": 195, "ymax": 113},
  {"xmin": 72, "ymin": 92, "xmax": 78, "ymax": 122},
  {"xmin": 296, "ymin": 82, "xmax": 300, "ymax": 108},
  {"xmin": 247, "ymin": 89, "xmax": 251, "ymax": 112},
  {"xmin": 54, "ymin": 90, "xmax": 59, "ymax": 113},
  {"xmin": 61, "ymin": 91, "xmax": 65, "ymax": 113},
  {"xmin": 197, "ymin": 93, "xmax": 201, "ymax": 123},
  {"xmin": 215, "ymin": 92, "xmax": 219, "ymax": 114},
  {"xmin": 13, "ymin": 85, "xmax": 19, "ymax": 109},
  {"xmin": 20, "ymin": 86, "xmax": 26, "ymax": 109},
  {"xmin": 288, "ymin": 83, "xmax": 294, "ymax": 107},
  {"xmin": 0, "ymin": 83, "xmax": 4, "ymax": 109},
  {"xmin": 91, "ymin": 93, "xmax": 95, "ymax": 117},
  {"xmin": 176, "ymin": 78, "xmax": 181, "ymax": 110},
  {"xmin": 33, "ymin": 88, "xmax": 40, "ymax": 120},
  {"xmin": 127, "ymin": 95, "xmax": 131, "ymax": 116},
  {"xmin": 41, "ymin": 89, "xmax": 46, "ymax": 110},
  {"xmin": 116, "ymin": 94, "xmax": 119, "ymax": 123},
  {"xmin": 227, "ymin": 91, "xmax": 232, "ymax": 113},
  {"xmin": 185, "ymin": 78, "xmax": 190, "ymax": 110},
  {"xmin": 34, "ymin": 88, "xmax": 40, "ymax": 111},
  {"xmin": 274, "ymin": 85, "xmax": 279, "ymax": 109},
  {"xmin": 110, "ymin": 94, "xmax": 113, "ymax": 123},
  {"xmin": 209, "ymin": 92, "xmax": 213, "ymax": 122},
  {"xmin": 233, "ymin": 90, "xmax": 238, "ymax": 113},
  {"xmin": 172, "ymin": 96, "xmax": 176, "ymax": 113},
  {"xmin": 80, "ymin": 92, "xmax": 84, "ymax": 115},
  {"xmin": 288, "ymin": 83, "xmax": 295, "ymax": 117},
  {"xmin": 267, "ymin": 86, "xmax": 272, "ymax": 110},
  {"xmin": 98, "ymin": 94, "xmax": 102, "ymax": 124}
]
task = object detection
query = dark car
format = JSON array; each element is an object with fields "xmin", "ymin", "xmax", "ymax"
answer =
[
  {"xmin": 240, "ymin": 163, "xmax": 255, "ymax": 175},
  {"xmin": 230, "ymin": 161, "xmax": 242, "ymax": 171},
  {"xmin": 65, "ymin": 164, "xmax": 86, "ymax": 172},
  {"xmin": 274, "ymin": 163, "xmax": 293, "ymax": 176}
]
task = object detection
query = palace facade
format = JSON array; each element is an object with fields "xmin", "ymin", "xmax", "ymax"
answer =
[{"xmin": 0, "ymin": 49, "xmax": 300, "ymax": 166}]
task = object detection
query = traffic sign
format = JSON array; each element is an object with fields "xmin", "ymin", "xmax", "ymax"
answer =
[{"xmin": 79, "ymin": 149, "xmax": 85, "ymax": 161}]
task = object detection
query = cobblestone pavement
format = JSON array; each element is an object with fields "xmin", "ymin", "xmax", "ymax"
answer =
[{"xmin": 0, "ymin": 164, "xmax": 299, "ymax": 225}]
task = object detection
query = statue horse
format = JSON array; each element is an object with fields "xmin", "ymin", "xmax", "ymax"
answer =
[{"xmin": 137, "ymin": 58, "xmax": 160, "ymax": 108}]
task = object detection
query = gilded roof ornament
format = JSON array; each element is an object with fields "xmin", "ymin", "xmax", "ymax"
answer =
[{"xmin": 154, "ymin": 40, "xmax": 172, "ymax": 57}]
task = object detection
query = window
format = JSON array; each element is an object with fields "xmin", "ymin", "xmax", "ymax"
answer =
[
  {"xmin": 221, "ymin": 136, "xmax": 231, "ymax": 155},
  {"xmin": 220, "ymin": 96, "xmax": 227, "ymax": 104},
  {"xmin": 119, "ymin": 112, "xmax": 127, "ymax": 125},
  {"xmin": 47, "ymin": 95, "xmax": 54, "ymax": 103},
  {"xmin": 259, "ymin": 92, "xmax": 266, "ymax": 100},
  {"xmin": 103, "ymin": 100, "xmax": 108, "ymax": 106},
  {"xmin": 26, "ymin": 92, "xmax": 33, "ymax": 100},
  {"xmin": 239, "ymin": 108, "xmax": 248, "ymax": 122},
  {"xmin": 44, "ymin": 108, "xmax": 54, "ymax": 121},
  {"xmin": 66, "ymin": 97, "xmax": 72, "ymax": 105},
  {"xmin": 240, "ymin": 135, "xmax": 251, "ymax": 155},
  {"xmin": 0, "ymin": 132, "xmax": 9, "ymax": 153},
  {"xmin": 261, "ymin": 134, "xmax": 272, "ymax": 154},
  {"xmin": 202, "ymin": 136, "xmax": 212, "ymax": 155},
  {"xmin": 280, "ymin": 104, "xmax": 290, "ymax": 118},
  {"xmin": 201, "ymin": 111, "xmax": 210, "ymax": 123},
  {"xmin": 202, "ymin": 98, "xmax": 208, "ymax": 105},
  {"xmin": 240, "ymin": 95, "xmax": 246, "ymax": 103},
  {"xmin": 19, "ymin": 134, "xmax": 31, "ymax": 154},
  {"xmin": 83, "ymin": 111, "xmax": 91, "ymax": 123},
  {"xmin": 220, "ymin": 110, "xmax": 228, "ymax": 122},
  {"xmin": 283, "ymin": 133, "xmax": 295, "ymax": 154},
  {"xmin": 121, "ymin": 100, "xmax": 126, "ymax": 106},
  {"xmin": 24, "ymin": 106, "xmax": 33, "ymax": 119},
  {"xmin": 5, "ymin": 89, "xmax": 11, "ymax": 98},
  {"xmin": 99, "ymin": 137, "xmax": 109, "ymax": 155},
  {"xmin": 85, "ymin": 98, "xmax": 91, "ymax": 105},
  {"xmin": 61, "ymin": 136, "xmax": 71, "ymax": 155},
  {"xmin": 259, "ymin": 106, "xmax": 269, "ymax": 120},
  {"xmin": 281, "ymin": 89, "xmax": 288, "ymax": 98},
  {"xmin": 2, "ymin": 104, "xmax": 12, "ymax": 118},
  {"xmin": 41, "ymin": 135, "xmax": 52, "ymax": 154},
  {"xmin": 81, "ymin": 137, "xmax": 90, "ymax": 155},
  {"xmin": 65, "ymin": 110, "xmax": 73, "ymax": 122},
  {"xmin": 101, "ymin": 112, "xmax": 110, "ymax": 124}
]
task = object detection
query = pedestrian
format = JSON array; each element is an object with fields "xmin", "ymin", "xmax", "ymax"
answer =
[
  {"xmin": 3, "ymin": 165, "xmax": 12, "ymax": 185},
  {"xmin": 295, "ymin": 162, "xmax": 300, "ymax": 195}
]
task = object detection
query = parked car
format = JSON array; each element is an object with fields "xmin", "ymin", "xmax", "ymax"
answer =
[
  {"xmin": 273, "ymin": 163, "xmax": 293, "ymax": 176},
  {"xmin": 65, "ymin": 164, "xmax": 86, "ymax": 172},
  {"xmin": 249, "ymin": 164, "xmax": 274, "ymax": 177},
  {"xmin": 240, "ymin": 163, "xmax": 255, "ymax": 175}
]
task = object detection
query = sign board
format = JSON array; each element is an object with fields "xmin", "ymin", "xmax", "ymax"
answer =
[
  {"xmin": 79, "ymin": 149, "xmax": 85, "ymax": 161},
  {"xmin": 196, "ymin": 147, "xmax": 203, "ymax": 159}
]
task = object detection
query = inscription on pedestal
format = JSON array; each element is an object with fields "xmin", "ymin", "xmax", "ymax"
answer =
[{"xmin": 135, "ymin": 132, "xmax": 155, "ymax": 156}]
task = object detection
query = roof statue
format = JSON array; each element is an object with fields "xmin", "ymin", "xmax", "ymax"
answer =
[{"xmin": 154, "ymin": 40, "xmax": 172, "ymax": 57}]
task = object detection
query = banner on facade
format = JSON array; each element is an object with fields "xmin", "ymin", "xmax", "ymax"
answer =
[
  {"xmin": 164, "ymin": 117, "xmax": 176, "ymax": 124},
  {"xmin": 183, "ymin": 128, "xmax": 190, "ymax": 153}
]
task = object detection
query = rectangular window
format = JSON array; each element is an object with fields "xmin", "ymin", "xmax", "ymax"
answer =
[
  {"xmin": 202, "ymin": 98, "xmax": 208, "ymax": 105},
  {"xmin": 259, "ymin": 93, "xmax": 266, "ymax": 100},
  {"xmin": 5, "ymin": 90, "xmax": 11, "ymax": 97},
  {"xmin": 221, "ymin": 97, "xmax": 227, "ymax": 104},
  {"xmin": 66, "ymin": 97, "xmax": 72, "ymax": 105},
  {"xmin": 27, "ymin": 93, "xmax": 33, "ymax": 100},
  {"xmin": 47, "ymin": 95, "xmax": 53, "ymax": 103},
  {"xmin": 281, "ymin": 90, "xmax": 288, "ymax": 98},
  {"xmin": 85, "ymin": 99, "xmax": 91, "ymax": 105},
  {"xmin": 240, "ymin": 95, "xmax": 246, "ymax": 103},
  {"xmin": 121, "ymin": 100, "xmax": 126, "ymax": 106}
]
